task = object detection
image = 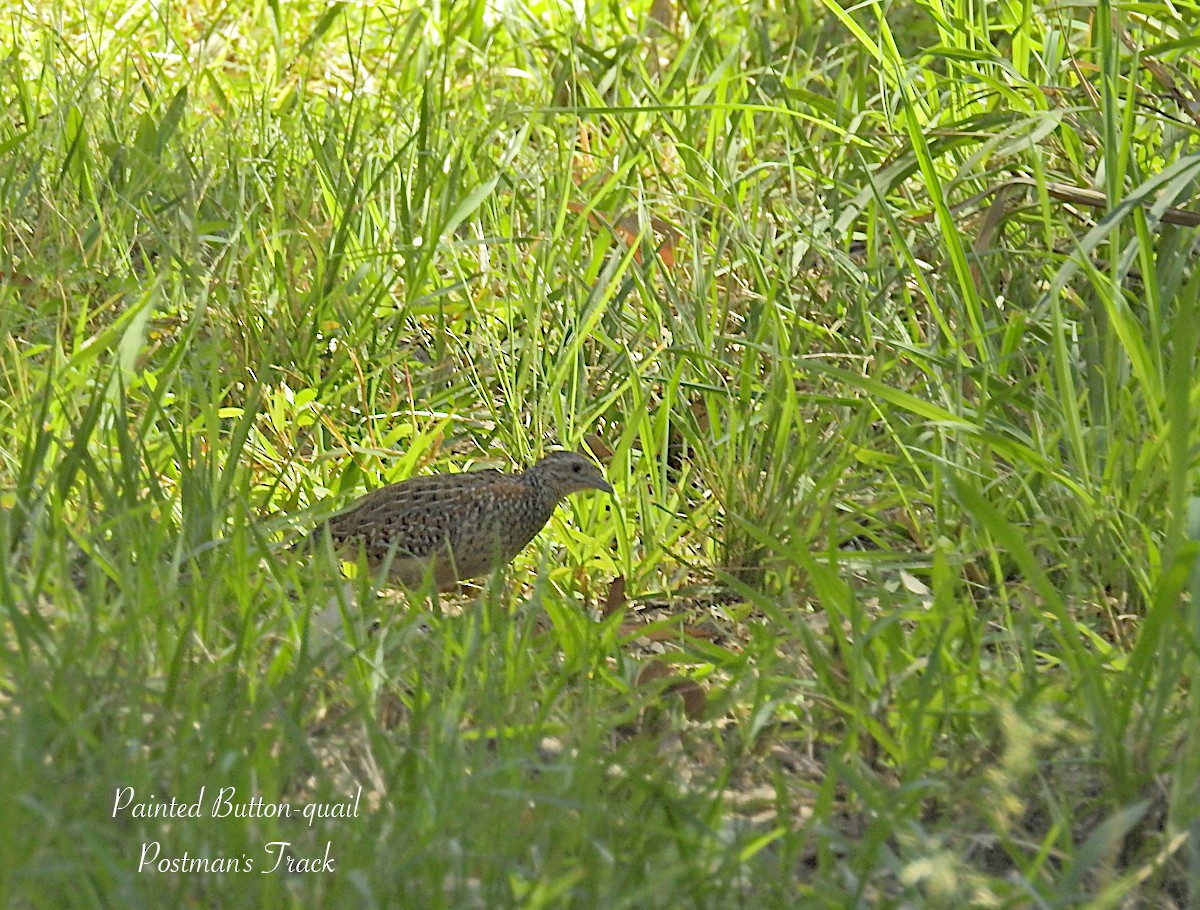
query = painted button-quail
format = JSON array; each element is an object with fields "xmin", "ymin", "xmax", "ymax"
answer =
[{"xmin": 305, "ymin": 451, "xmax": 614, "ymax": 589}]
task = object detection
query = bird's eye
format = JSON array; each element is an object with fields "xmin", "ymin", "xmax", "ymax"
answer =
[{"xmin": 572, "ymin": 464, "xmax": 581, "ymax": 473}]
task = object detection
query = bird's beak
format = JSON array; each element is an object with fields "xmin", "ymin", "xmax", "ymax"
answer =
[{"xmin": 594, "ymin": 478, "xmax": 615, "ymax": 494}]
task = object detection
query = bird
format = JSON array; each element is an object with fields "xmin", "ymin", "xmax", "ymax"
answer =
[{"xmin": 303, "ymin": 451, "xmax": 614, "ymax": 590}]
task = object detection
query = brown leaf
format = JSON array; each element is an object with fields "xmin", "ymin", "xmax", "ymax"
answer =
[
  {"xmin": 601, "ymin": 574, "xmax": 627, "ymax": 618},
  {"xmin": 566, "ymin": 201, "xmax": 680, "ymax": 267},
  {"xmin": 647, "ymin": 0, "xmax": 674, "ymax": 31},
  {"xmin": 635, "ymin": 659, "xmax": 706, "ymax": 720},
  {"xmin": 583, "ymin": 434, "xmax": 614, "ymax": 461}
]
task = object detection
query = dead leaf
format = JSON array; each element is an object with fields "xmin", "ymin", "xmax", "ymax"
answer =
[
  {"xmin": 601, "ymin": 575, "xmax": 626, "ymax": 618},
  {"xmin": 635, "ymin": 659, "xmax": 707, "ymax": 720}
]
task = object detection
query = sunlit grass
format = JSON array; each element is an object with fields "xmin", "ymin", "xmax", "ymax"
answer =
[{"xmin": 2, "ymin": 0, "xmax": 1199, "ymax": 906}]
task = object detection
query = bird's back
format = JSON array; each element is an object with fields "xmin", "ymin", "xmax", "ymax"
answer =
[{"xmin": 312, "ymin": 467, "xmax": 555, "ymax": 586}]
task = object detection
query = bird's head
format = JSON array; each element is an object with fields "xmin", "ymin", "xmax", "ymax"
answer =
[{"xmin": 528, "ymin": 451, "xmax": 615, "ymax": 498}]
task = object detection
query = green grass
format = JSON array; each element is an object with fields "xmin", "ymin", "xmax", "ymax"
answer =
[{"xmin": 2, "ymin": 0, "xmax": 1200, "ymax": 906}]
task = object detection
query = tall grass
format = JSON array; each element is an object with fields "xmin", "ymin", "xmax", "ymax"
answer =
[{"xmin": 2, "ymin": 0, "xmax": 1199, "ymax": 906}]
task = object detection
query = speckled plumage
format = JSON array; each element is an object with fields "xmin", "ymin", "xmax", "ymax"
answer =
[{"xmin": 308, "ymin": 452, "xmax": 614, "ymax": 589}]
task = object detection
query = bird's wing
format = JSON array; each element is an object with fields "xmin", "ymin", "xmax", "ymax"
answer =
[{"xmin": 318, "ymin": 472, "xmax": 529, "ymax": 560}]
